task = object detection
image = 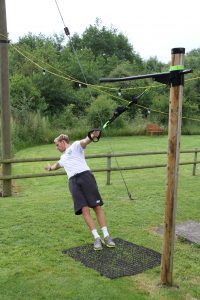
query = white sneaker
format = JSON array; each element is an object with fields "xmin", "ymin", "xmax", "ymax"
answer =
[
  {"xmin": 94, "ymin": 237, "xmax": 103, "ymax": 251},
  {"xmin": 104, "ymin": 236, "xmax": 116, "ymax": 248}
]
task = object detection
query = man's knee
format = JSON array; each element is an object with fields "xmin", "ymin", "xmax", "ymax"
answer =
[
  {"xmin": 82, "ymin": 206, "xmax": 90, "ymax": 215},
  {"xmin": 93, "ymin": 205, "xmax": 103, "ymax": 214}
]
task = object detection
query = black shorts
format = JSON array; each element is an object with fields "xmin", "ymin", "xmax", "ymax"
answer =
[{"xmin": 68, "ymin": 171, "xmax": 104, "ymax": 215}]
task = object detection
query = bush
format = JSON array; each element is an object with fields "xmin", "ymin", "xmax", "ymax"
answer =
[
  {"xmin": 12, "ymin": 111, "xmax": 56, "ymax": 152},
  {"xmin": 1, "ymin": 106, "xmax": 200, "ymax": 156},
  {"xmin": 51, "ymin": 104, "xmax": 78, "ymax": 129},
  {"xmin": 182, "ymin": 119, "xmax": 200, "ymax": 135},
  {"xmin": 86, "ymin": 95, "xmax": 126, "ymax": 129}
]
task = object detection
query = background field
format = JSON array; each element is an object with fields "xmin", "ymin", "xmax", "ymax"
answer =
[{"xmin": 0, "ymin": 135, "xmax": 199, "ymax": 300}]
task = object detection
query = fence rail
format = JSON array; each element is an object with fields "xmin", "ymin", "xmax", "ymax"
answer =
[{"xmin": 0, "ymin": 149, "xmax": 199, "ymax": 184}]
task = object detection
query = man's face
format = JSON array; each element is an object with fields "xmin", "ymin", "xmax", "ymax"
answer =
[{"xmin": 55, "ymin": 140, "xmax": 66, "ymax": 152}]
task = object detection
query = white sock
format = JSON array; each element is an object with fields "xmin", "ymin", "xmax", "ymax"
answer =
[
  {"xmin": 101, "ymin": 226, "xmax": 109, "ymax": 238},
  {"xmin": 91, "ymin": 229, "xmax": 100, "ymax": 239}
]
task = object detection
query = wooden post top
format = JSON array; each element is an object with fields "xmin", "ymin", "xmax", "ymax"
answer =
[{"xmin": 171, "ymin": 48, "xmax": 185, "ymax": 54}]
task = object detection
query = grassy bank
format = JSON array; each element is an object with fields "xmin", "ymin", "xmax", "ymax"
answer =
[{"xmin": 0, "ymin": 135, "xmax": 199, "ymax": 300}]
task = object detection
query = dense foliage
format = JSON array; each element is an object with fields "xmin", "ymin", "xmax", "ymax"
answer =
[{"xmin": 3, "ymin": 20, "xmax": 200, "ymax": 151}]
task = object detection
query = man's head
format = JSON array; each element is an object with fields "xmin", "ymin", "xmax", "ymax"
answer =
[{"xmin": 54, "ymin": 134, "xmax": 69, "ymax": 152}]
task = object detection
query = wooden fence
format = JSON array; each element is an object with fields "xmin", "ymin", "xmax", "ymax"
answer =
[{"xmin": 0, "ymin": 148, "xmax": 199, "ymax": 185}]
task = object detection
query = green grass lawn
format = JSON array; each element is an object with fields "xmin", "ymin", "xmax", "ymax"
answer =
[{"xmin": 0, "ymin": 135, "xmax": 200, "ymax": 300}]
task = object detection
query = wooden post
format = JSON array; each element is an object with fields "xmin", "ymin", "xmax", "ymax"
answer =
[
  {"xmin": 106, "ymin": 153, "xmax": 111, "ymax": 185},
  {"xmin": 161, "ymin": 48, "xmax": 185, "ymax": 286},
  {"xmin": 192, "ymin": 148, "xmax": 198, "ymax": 176},
  {"xmin": 0, "ymin": 0, "xmax": 12, "ymax": 196}
]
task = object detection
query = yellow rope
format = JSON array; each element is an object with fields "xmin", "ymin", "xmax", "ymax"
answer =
[{"xmin": 2, "ymin": 33, "xmax": 200, "ymax": 123}]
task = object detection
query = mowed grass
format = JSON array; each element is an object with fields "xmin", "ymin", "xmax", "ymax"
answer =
[{"xmin": 0, "ymin": 135, "xmax": 200, "ymax": 300}]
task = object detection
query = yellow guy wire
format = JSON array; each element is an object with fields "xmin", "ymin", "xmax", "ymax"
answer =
[{"xmin": 2, "ymin": 32, "xmax": 200, "ymax": 123}]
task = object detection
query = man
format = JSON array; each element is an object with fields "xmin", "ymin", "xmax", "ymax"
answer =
[{"xmin": 45, "ymin": 131, "xmax": 115, "ymax": 251}]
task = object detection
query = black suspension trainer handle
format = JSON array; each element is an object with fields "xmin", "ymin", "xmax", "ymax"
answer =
[{"xmin": 87, "ymin": 128, "xmax": 102, "ymax": 142}]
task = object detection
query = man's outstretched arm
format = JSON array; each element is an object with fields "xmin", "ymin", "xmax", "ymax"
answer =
[{"xmin": 45, "ymin": 162, "xmax": 61, "ymax": 171}]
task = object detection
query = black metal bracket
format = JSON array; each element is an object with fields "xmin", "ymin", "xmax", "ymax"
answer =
[
  {"xmin": 100, "ymin": 69, "xmax": 192, "ymax": 87},
  {"xmin": 0, "ymin": 39, "xmax": 10, "ymax": 44},
  {"xmin": 152, "ymin": 69, "xmax": 186, "ymax": 86}
]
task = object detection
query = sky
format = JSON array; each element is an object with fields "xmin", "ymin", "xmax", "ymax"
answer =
[{"xmin": 5, "ymin": 0, "xmax": 200, "ymax": 63}]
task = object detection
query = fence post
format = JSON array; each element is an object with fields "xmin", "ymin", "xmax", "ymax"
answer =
[
  {"xmin": 192, "ymin": 148, "xmax": 198, "ymax": 176},
  {"xmin": 106, "ymin": 153, "xmax": 111, "ymax": 185}
]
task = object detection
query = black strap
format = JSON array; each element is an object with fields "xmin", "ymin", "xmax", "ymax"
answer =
[{"xmin": 87, "ymin": 129, "xmax": 101, "ymax": 142}]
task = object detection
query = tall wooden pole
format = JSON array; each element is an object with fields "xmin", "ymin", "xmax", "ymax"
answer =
[
  {"xmin": 161, "ymin": 48, "xmax": 185, "ymax": 285},
  {"xmin": 0, "ymin": 0, "xmax": 12, "ymax": 196}
]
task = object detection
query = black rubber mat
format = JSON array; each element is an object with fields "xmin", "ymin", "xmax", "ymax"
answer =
[{"xmin": 63, "ymin": 238, "xmax": 161, "ymax": 279}]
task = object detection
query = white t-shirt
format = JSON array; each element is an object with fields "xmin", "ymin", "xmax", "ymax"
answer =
[{"xmin": 58, "ymin": 141, "xmax": 90, "ymax": 179}]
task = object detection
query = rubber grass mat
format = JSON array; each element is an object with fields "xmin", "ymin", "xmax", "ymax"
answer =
[{"xmin": 63, "ymin": 238, "xmax": 161, "ymax": 279}]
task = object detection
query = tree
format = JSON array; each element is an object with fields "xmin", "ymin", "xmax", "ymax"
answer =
[
  {"xmin": 144, "ymin": 56, "xmax": 166, "ymax": 73},
  {"xmin": 10, "ymin": 73, "xmax": 47, "ymax": 112},
  {"xmin": 184, "ymin": 49, "xmax": 200, "ymax": 116},
  {"xmin": 70, "ymin": 19, "xmax": 142, "ymax": 64}
]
